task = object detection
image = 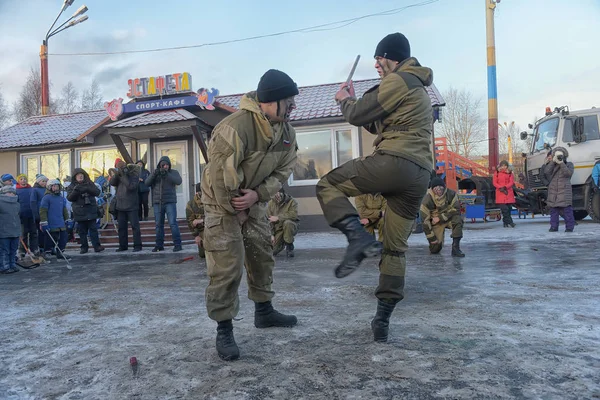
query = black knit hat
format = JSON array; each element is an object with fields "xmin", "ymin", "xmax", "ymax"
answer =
[
  {"xmin": 430, "ymin": 177, "xmax": 446, "ymax": 188},
  {"xmin": 257, "ymin": 69, "xmax": 299, "ymax": 103},
  {"xmin": 374, "ymin": 33, "xmax": 411, "ymax": 63}
]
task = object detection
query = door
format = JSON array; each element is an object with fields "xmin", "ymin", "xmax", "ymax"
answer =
[{"xmin": 154, "ymin": 141, "xmax": 188, "ymax": 217}]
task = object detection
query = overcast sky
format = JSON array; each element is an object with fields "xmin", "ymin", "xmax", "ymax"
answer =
[{"xmin": 1, "ymin": 0, "xmax": 599, "ymax": 132}]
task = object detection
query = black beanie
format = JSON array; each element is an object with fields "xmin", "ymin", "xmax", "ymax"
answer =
[
  {"xmin": 430, "ymin": 177, "xmax": 446, "ymax": 188},
  {"xmin": 257, "ymin": 69, "xmax": 299, "ymax": 103},
  {"xmin": 374, "ymin": 33, "xmax": 411, "ymax": 63}
]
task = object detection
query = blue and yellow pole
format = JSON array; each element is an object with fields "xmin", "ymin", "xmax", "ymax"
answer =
[{"xmin": 486, "ymin": 0, "xmax": 499, "ymax": 174}]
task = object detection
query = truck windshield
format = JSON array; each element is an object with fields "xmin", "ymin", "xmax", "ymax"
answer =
[{"xmin": 533, "ymin": 118, "xmax": 559, "ymax": 152}]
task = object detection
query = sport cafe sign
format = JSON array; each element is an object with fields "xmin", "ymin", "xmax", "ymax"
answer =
[{"xmin": 127, "ymin": 72, "xmax": 192, "ymax": 98}]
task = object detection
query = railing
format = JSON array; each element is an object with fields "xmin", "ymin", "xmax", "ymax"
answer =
[{"xmin": 434, "ymin": 137, "xmax": 489, "ymax": 190}]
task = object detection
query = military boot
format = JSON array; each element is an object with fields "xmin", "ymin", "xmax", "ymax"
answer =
[
  {"xmin": 371, "ymin": 299, "xmax": 396, "ymax": 343},
  {"xmin": 451, "ymin": 237, "xmax": 465, "ymax": 257},
  {"xmin": 254, "ymin": 301, "xmax": 297, "ymax": 328},
  {"xmin": 216, "ymin": 320, "xmax": 240, "ymax": 361},
  {"xmin": 285, "ymin": 243, "xmax": 294, "ymax": 258},
  {"xmin": 332, "ymin": 216, "xmax": 383, "ymax": 278}
]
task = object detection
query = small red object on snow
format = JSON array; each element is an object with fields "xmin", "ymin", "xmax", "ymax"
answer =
[{"xmin": 130, "ymin": 357, "xmax": 138, "ymax": 366}]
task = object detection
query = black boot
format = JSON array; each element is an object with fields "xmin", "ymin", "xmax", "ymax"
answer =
[
  {"xmin": 332, "ymin": 216, "xmax": 383, "ymax": 278},
  {"xmin": 286, "ymin": 243, "xmax": 294, "ymax": 258},
  {"xmin": 254, "ymin": 301, "xmax": 297, "ymax": 328},
  {"xmin": 371, "ymin": 299, "xmax": 396, "ymax": 343},
  {"xmin": 451, "ymin": 237, "xmax": 465, "ymax": 257},
  {"xmin": 216, "ymin": 320, "xmax": 239, "ymax": 361}
]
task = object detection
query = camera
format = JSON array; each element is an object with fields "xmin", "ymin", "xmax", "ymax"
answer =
[
  {"xmin": 557, "ymin": 155, "xmax": 564, "ymax": 161},
  {"xmin": 82, "ymin": 193, "xmax": 91, "ymax": 205}
]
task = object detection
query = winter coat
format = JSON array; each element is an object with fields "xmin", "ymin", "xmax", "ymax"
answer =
[
  {"xmin": 420, "ymin": 188, "xmax": 460, "ymax": 243},
  {"xmin": 267, "ymin": 193, "xmax": 299, "ymax": 223},
  {"xmin": 542, "ymin": 147, "xmax": 574, "ymax": 208},
  {"xmin": 185, "ymin": 193, "xmax": 205, "ymax": 237},
  {"xmin": 40, "ymin": 190, "xmax": 69, "ymax": 231},
  {"xmin": 137, "ymin": 161, "xmax": 151, "ymax": 193},
  {"xmin": 0, "ymin": 194, "xmax": 22, "ymax": 238},
  {"xmin": 355, "ymin": 193, "xmax": 387, "ymax": 223},
  {"xmin": 200, "ymin": 93, "xmax": 297, "ymax": 217},
  {"xmin": 493, "ymin": 170, "xmax": 515, "ymax": 204},
  {"xmin": 110, "ymin": 164, "xmax": 141, "ymax": 212},
  {"xmin": 592, "ymin": 161, "xmax": 600, "ymax": 188},
  {"xmin": 339, "ymin": 57, "xmax": 434, "ymax": 171},
  {"xmin": 67, "ymin": 169, "xmax": 101, "ymax": 222},
  {"xmin": 146, "ymin": 156, "xmax": 182, "ymax": 205},
  {"xmin": 30, "ymin": 183, "xmax": 47, "ymax": 221},
  {"xmin": 16, "ymin": 183, "xmax": 34, "ymax": 219}
]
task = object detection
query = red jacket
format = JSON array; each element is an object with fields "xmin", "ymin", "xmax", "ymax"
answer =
[{"xmin": 493, "ymin": 170, "xmax": 515, "ymax": 204}]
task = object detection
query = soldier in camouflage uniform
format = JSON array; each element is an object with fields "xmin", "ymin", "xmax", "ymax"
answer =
[
  {"xmin": 355, "ymin": 193, "xmax": 387, "ymax": 242},
  {"xmin": 267, "ymin": 188, "xmax": 299, "ymax": 257},
  {"xmin": 420, "ymin": 177, "xmax": 465, "ymax": 257},
  {"xmin": 316, "ymin": 33, "xmax": 434, "ymax": 343},
  {"xmin": 186, "ymin": 183, "xmax": 205, "ymax": 258},
  {"xmin": 201, "ymin": 69, "xmax": 299, "ymax": 361}
]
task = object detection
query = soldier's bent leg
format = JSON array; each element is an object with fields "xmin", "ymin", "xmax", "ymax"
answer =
[
  {"xmin": 282, "ymin": 220, "xmax": 298, "ymax": 244},
  {"xmin": 243, "ymin": 217, "xmax": 297, "ymax": 328},
  {"xmin": 204, "ymin": 209, "xmax": 245, "ymax": 322},
  {"xmin": 429, "ymin": 223, "xmax": 446, "ymax": 254},
  {"xmin": 272, "ymin": 226, "xmax": 285, "ymax": 256},
  {"xmin": 450, "ymin": 214, "xmax": 464, "ymax": 239}
]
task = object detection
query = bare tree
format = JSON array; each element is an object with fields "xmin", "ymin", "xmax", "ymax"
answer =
[
  {"xmin": 437, "ymin": 87, "xmax": 487, "ymax": 158},
  {"xmin": 0, "ymin": 86, "xmax": 9, "ymax": 130},
  {"xmin": 58, "ymin": 81, "xmax": 80, "ymax": 113},
  {"xmin": 81, "ymin": 79, "xmax": 103, "ymax": 111},
  {"xmin": 13, "ymin": 67, "xmax": 43, "ymax": 122}
]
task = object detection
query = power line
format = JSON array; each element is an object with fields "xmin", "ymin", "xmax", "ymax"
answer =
[{"xmin": 49, "ymin": 0, "xmax": 440, "ymax": 56}]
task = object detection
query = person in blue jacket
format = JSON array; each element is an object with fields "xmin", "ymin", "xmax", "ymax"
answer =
[
  {"xmin": 592, "ymin": 160, "xmax": 600, "ymax": 188},
  {"xmin": 16, "ymin": 174, "xmax": 39, "ymax": 258},
  {"xmin": 30, "ymin": 174, "xmax": 48, "ymax": 255},
  {"xmin": 40, "ymin": 179, "xmax": 71, "ymax": 261}
]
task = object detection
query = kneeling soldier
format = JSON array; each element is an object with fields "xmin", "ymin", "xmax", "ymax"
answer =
[
  {"xmin": 268, "ymin": 188, "xmax": 299, "ymax": 257},
  {"xmin": 186, "ymin": 183, "xmax": 205, "ymax": 258},
  {"xmin": 355, "ymin": 193, "xmax": 386, "ymax": 242},
  {"xmin": 420, "ymin": 177, "xmax": 465, "ymax": 257}
]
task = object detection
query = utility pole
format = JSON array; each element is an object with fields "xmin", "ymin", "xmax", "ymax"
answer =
[
  {"xmin": 485, "ymin": 0, "xmax": 500, "ymax": 173},
  {"xmin": 40, "ymin": 42, "xmax": 50, "ymax": 116}
]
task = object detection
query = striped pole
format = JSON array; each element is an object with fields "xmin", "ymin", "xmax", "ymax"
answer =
[{"xmin": 486, "ymin": 0, "xmax": 499, "ymax": 174}]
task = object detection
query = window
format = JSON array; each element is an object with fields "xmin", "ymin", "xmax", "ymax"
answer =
[
  {"xmin": 563, "ymin": 119, "xmax": 574, "ymax": 142},
  {"xmin": 290, "ymin": 126, "xmax": 358, "ymax": 186},
  {"xmin": 138, "ymin": 142, "xmax": 148, "ymax": 163},
  {"xmin": 533, "ymin": 118, "xmax": 559, "ymax": 152},
  {"xmin": 22, "ymin": 152, "xmax": 71, "ymax": 182},
  {"xmin": 583, "ymin": 115, "xmax": 600, "ymax": 141},
  {"xmin": 78, "ymin": 148, "xmax": 125, "ymax": 181}
]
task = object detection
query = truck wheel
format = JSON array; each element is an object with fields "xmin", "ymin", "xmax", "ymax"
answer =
[
  {"xmin": 573, "ymin": 210, "xmax": 588, "ymax": 221},
  {"xmin": 588, "ymin": 190, "xmax": 600, "ymax": 223}
]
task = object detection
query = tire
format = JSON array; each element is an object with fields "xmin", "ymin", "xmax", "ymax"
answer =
[
  {"xmin": 587, "ymin": 188, "xmax": 600, "ymax": 223},
  {"xmin": 573, "ymin": 210, "xmax": 588, "ymax": 221}
]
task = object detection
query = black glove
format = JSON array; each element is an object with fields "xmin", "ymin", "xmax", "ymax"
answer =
[
  {"xmin": 159, "ymin": 169, "xmax": 167, "ymax": 176},
  {"xmin": 500, "ymin": 187, "xmax": 508, "ymax": 195}
]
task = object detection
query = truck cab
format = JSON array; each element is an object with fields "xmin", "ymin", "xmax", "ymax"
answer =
[{"xmin": 522, "ymin": 106, "xmax": 600, "ymax": 221}]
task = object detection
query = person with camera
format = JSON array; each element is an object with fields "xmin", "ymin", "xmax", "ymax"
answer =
[
  {"xmin": 145, "ymin": 156, "xmax": 182, "ymax": 252},
  {"xmin": 541, "ymin": 147, "xmax": 575, "ymax": 232},
  {"xmin": 493, "ymin": 160, "xmax": 516, "ymax": 228},
  {"xmin": 67, "ymin": 169, "xmax": 105, "ymax": 254},
  {"xmin": 110, "ymin": 159, "xmax": 143, "ymax": 252}
]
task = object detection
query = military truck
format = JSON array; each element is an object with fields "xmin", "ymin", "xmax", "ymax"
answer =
[{"xmin": 520, "ymin": 106, "xmax": 600, "ymax": 221}]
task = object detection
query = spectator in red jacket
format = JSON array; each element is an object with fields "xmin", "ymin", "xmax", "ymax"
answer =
[{"xmin": 493, "ymin": 160, "xmax": 516, "ymax": 228}]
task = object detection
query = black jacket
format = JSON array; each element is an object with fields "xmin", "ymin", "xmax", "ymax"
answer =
[
  {"xmin": 145, "ymin": 156, "xmax": 182, "ymax": 205},
  {"xmin": 137, "ymin": 160, "xmax": 151, "ymax": 193},
  {"xmin": 110, "ymin": 164, "xmax": 141, "ymax": 212},
  {"xmin": 67, "ymin": 168, "xmax": 101, "ymax": 222}
]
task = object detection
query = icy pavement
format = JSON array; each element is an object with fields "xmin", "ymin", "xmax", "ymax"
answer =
[{"xmin": 1, "ymin": 217, "xmax": 599, "ymax": 399}]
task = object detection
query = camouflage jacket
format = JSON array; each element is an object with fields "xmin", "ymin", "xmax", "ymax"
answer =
[
  {"xmin": 201, "ymin": 92, "xmax": 297, "ymax": 218},
  {"xmin": 267, "ymin": 194, "xmax": 299, "ymax": 224},
  {"xmin": 420, "ymin": 188, "xmax": 460, "ymax": 242},
  {"xmin": 185, "ymin": 193, "xmax": 204, "ymax": 237},
  {"xmin": 339, "ymin": 58, "xmax": 434, "ymax": 171},
  {"xmin": 355, "ymin": 193, "xmax": 387, "ymax": 222}
]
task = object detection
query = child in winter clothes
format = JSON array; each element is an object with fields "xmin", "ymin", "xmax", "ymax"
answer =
[
  {"xmin": 493, "ymin": 160, "xmax": 516, "ymax": 228},
  {"xmin": 1, "ymin": 174, "xmax": 16, "ymax": 188},
  {"xmin": 0, "ymin": 185, "xmax": 22, "ymax": 274},
  {"xmin": 16, "ymin": 174, "xmax": 39, "ymax": 257},
  {"xmin": 40, "ymin": 179, "xmax": 71, "ymax": 261},
  {"xmin": 30, "ymin": 174, "xmax": 49, "ymax": 254}
]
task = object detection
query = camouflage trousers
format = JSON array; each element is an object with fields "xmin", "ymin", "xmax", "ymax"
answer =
[
  {"xmin": 272, "ymin": 220, "xmax": 298, "ymax": 254},
  {"xmin": 425, "ymin": 215, "xmax": 463, "ymax": 254},
  {"xmin": 364, "ymin": 217, "xmax": 384, "ymax": 242},
  {"xmin": 316, "ymin": 152, "xmax": 430, "ymax": 302},
  {"xmin": 203, "ymin": 205, "xmax": 275, "ymax": 322}
]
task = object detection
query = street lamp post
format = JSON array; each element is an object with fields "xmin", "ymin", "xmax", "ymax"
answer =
[{"xmin": 40, "ymin": 0, "xmax": 89, "ymax": 116}]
